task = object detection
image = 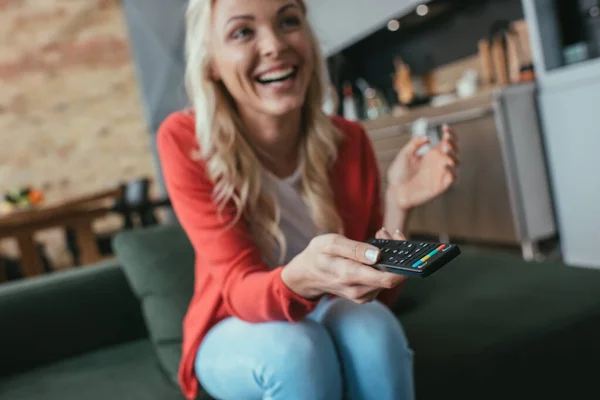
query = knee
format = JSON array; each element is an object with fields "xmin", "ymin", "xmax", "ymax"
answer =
[
  {"xmin": 321, "ymin": 298, "xmax": 412, "ymax": 354},
  {"xmin": 259, "ymin": 321, "xmax": 343, "ymax": 398},
  {"xmin": 265, "ymin": 320, "xmax": 338, "ymax": 372}
]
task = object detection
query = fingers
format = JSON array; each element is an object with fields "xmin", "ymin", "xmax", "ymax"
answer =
[
  {"xmin": 441, "ymin": 150, "xmax": 460, "ymax": 169},
  {"xmin": 352, "ymin": 286, "xmax": 383, "ymax": 304},
  {"xmin": 314, "ymin": 232, "xmax": 410, "ymax": 304},
  {"xmin": 440, "ymin": 125, "xmax": 460, "ymax": 166},
  {"xmin": 431, "ymin": 142, "xmax": 459, "ymax": 188},
  {"xmin": 433, "ymin": 143, "xmax": 459, "ymax": 169},
  {"xmin": 375, "ymin": 227, "xmax": 392, "ymax": 240},
  {"xmin": 376, "ymin": 227, "xmax": 406, "ymax": 241},
  {"xmin": 326, "ymin": 254, "xmax": 405, "ymax": 290},
  {"xmin": 407, "ymin": 136, "xmax": 430, "ymax": 157},
  {"xmin": 343, "ymin": 258, "xmax": 407, "ymax": 289},
  {"xmin": 442, "ymin": 124, "xmax": 458, "ymax": 144},
  {"xmin": 442, "ymin": 164, "xmax": 457, "ymax": 188},
  {"xmin": 393, "ymin": 229, "xmax": 407, "ymax": 241},
  {"xmin": 315, "ymin": 234, "xmax": 381, "ymax": 265}
]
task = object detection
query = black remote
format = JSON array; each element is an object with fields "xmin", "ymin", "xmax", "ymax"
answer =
[{"xmin": 366, "ymin": 238, "xmax": 461, "ymax": 278}]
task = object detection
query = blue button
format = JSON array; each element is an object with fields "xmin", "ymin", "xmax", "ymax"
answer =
[{"xmin": 412, "ymin": 260, "xmax": 422, "ymax": 268}]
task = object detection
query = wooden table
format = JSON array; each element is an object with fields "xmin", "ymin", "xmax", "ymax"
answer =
[{"xmin": 0, "ymin": 187, "xmax": 123, "ymax": 278}]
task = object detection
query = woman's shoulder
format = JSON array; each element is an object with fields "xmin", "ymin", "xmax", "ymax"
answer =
[
  {"xmin": 156, "ymin": 109, "xmax": 209, "ymax": 179},
  {"xmin": 156, "ymin": 109, "xmax": 205, "ymax": 164},
  {"xmin": 157, "ymin": 109, "xmax": 197, "ymax": 146},
  {"xmin": 328, "ymin": 115, "xmax": 374, "ymax": 157},
  {"xmin": 329, "ymin": 115, "xmax": 368, "ymax": 139}
]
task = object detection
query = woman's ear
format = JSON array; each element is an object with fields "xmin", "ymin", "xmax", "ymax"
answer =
[{"xmin": 208, "ymin": 62, "xmax": 221, "ymax": 81}]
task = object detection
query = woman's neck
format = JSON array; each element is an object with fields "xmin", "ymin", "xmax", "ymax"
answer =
[{"xmin": 238, "ymin": 108, "xmax": 303, "ymax": 179}]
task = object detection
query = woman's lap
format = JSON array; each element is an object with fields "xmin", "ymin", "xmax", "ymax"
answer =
[
  {"xmin": 195, "ymin": 296, "xmax": 414, "ymax": 400},
  {"xmin": 307, "ymin": 296, "xmax": 415, "ymax": 400}
]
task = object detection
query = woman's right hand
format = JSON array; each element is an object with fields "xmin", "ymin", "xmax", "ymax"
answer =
[{"xmin": 281, "ymin": 231, "xmax": 408, "ymax": 304}]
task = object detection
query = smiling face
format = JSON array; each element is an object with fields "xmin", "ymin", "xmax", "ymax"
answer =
[{"xmin": 209, "ymin": 0, "xmax": 314, "ymax": 119}]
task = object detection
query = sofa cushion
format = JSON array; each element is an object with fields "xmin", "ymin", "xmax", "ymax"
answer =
[
  {"xmin": 112, "ymin": 223, "xmax": 194, "ymax": 386},
  {"xmin": 0, "ymin": 259, "xmax": 147, "ymax": 378},
  {"xmin": 397, "ymin": 251, "xmax": 600, "ymax": 399},
  {"xmin": 0, "ymin": 340, "xmax": 184, "ymax": 400},
  {"xmin": 111, "ymin": 221, "xmax": 600, "ymax": 399}
]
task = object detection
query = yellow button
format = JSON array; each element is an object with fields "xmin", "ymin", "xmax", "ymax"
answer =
[{"xmin": 421, "ymin": 255, "xmax": 431, "ymax": 262}]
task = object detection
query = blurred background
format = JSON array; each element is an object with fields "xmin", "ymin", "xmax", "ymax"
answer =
[
  {"xmin": 0, "ymin": 0, "xmax": 599, "ymax": 280},
  {"xmin": 3, "ymin": 2, "xmax": 600, "ymax": 400}
]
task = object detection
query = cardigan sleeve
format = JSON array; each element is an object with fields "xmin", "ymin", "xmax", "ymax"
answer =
[{"xmin": 157, "ymin": 113, "xmax": 320, "ymax": 323}]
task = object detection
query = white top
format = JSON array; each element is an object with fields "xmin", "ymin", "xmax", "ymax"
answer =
[{"xmin": 261, "ymin": 162, "xmax": 317, "ymax": 269}]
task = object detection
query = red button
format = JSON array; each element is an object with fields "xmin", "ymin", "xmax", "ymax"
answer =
[{"xmin": 436, "ymin": 244, "xmax": 446, "ymax": 251}]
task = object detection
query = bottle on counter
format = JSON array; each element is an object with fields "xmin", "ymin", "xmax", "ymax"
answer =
[
  {"xmin": 322, "ymin": 82, "xmax": 339, "ymax": 116},
  {"xmin": 342, "ymin": 82, "xmax": 359, "ymax": 121},
  {"xmin": 393, "ymin": 57, "xmax": 414, "ymax": 105},
  {"xmin": 356, "ymin": 78, "xmax": 390, "ymax": 120}
]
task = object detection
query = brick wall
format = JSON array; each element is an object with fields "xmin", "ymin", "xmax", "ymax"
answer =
[{"xmin": 0, "ymin": 0, "xmax": 156, "ymax": 269}]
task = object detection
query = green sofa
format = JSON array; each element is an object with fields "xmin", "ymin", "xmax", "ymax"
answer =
[{"xmin": 2, "ymin": 222, "xmax": 600, "ymax": 400}]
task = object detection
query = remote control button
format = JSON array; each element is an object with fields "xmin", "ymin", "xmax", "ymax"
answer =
[
  {"xmin": 407, "ymin": 244, "xmax": 436, "ymax": 263},
  {"xmin": 369, "ymin": 239, "xmax": 387, "ymax": 249},
  {"xmin": 436, "ymin": 244, "xmax": 446, "ymax": 251},
  {"xmin": 412, "ymin": 260, "xmax": 422, "ymax": 268}
]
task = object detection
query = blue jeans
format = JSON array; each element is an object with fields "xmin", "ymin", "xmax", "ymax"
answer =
[{"xmin": 195, "ymin": 296, "xmax": 415, "ymax": 400}]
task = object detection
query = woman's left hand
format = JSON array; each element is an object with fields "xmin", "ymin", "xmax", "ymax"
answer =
[{"xmin": 386, "ymin": 125, "xmax": 460, "ymax": 211}]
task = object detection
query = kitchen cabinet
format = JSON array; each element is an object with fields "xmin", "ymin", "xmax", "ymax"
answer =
[
  {"xmin": 363, "ymin": 82, "xmax": 556, "ymax": 260},
  {"xmin": 521, "ymin": 0, "xmax": 600, "ymax": 268}
]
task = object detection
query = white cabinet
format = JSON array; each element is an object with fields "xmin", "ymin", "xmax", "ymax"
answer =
[
  {"xmin": 522, "ymin": 0, "xmax": 600, "ymax": 268},
  {"xmin": 536, "ymin": 69, "xmax": 600, "ymax": 268},
  {"xmin": 306, "ymin": 0, "xmax": 423, "ymax": 56}
]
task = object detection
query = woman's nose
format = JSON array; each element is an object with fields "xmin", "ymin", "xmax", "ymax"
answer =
[{"xmin": 258, "ymin": 29, "xmax": 288, "ymax": 58}]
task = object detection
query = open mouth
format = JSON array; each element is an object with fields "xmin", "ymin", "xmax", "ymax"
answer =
[{"xmin": 255, "ymin": 66, "xmax": 298, "ymax": 85}]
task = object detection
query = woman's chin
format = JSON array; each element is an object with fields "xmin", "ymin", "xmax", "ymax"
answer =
[
  {"xmin": 260, "ymin": 98, "xmax": 306, "ymax": 117},
  {"xmin": 252, "ymin": 77, "xmax": 309, "ymax": 117}
]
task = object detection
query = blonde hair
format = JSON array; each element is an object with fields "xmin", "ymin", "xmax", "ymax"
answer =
[{"xmin": 184, "ymin": 0, "xmax": 343, "ymax": 264}]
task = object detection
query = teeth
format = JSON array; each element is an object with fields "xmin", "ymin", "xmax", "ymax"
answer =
[{"xmin": 258, "ymin": 67, "xmax": 295, "ymax": 82}]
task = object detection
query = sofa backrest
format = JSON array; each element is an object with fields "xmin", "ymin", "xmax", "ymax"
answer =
[{"xmin": 112, "ymin": 222, "xmax": 194, "ymax": 385}]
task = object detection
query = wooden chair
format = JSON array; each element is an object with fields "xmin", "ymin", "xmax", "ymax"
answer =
[{"xmin": 65, "ymin": 178, "xmax": 171, "ymax": 266}]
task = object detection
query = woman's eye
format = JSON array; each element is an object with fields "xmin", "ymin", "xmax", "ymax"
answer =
[
  {"xmin": 232, "ymin": 27, "xmax": 253, "ymax": 40},
  {"xmin": 281, "ymin": 16, "xmax": 300, "ymax": 29}
]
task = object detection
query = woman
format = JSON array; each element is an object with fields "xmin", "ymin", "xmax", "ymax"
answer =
[{"xmin": 157, "ymin": 0, "xmax": 459, "ymax": 399}]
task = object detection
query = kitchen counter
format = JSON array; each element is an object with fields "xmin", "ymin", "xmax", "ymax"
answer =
[
  {"xmin": 360, "ymin": 87, "xmax": 498, "ymax": 132},
  {"xmin": 362, "ymin": 82, "xmax": 557, "ymax": 260}
]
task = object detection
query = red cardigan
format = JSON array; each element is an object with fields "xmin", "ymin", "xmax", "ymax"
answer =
[{"xmin": 157, "ymin": 111, "xmax": 403, "ymax": 400}]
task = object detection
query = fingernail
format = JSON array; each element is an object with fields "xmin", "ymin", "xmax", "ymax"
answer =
[
  {"xmin": 442, "ymin": 123, "xmax": 449, "ymax": 130},
  {"xmin": 395, "ymin": 229, "xmax": 402, "ymax": 234},
  {"xmin": 365, "ymin": 248, "xmax": 380, "ymax": 263},
  {"xmin": 380, "ymin": 226, "xmax": 387, "ymax": 232}
]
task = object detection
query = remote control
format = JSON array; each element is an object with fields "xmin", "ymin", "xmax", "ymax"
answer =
[{"xmin": 366, "ymin": 238, "xmax": 461, "ymax": 278}]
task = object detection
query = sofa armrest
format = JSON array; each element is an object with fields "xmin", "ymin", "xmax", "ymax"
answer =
[{"xmin": 0, "ymin": 259, "xmax": 147, "ymax": 377}]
